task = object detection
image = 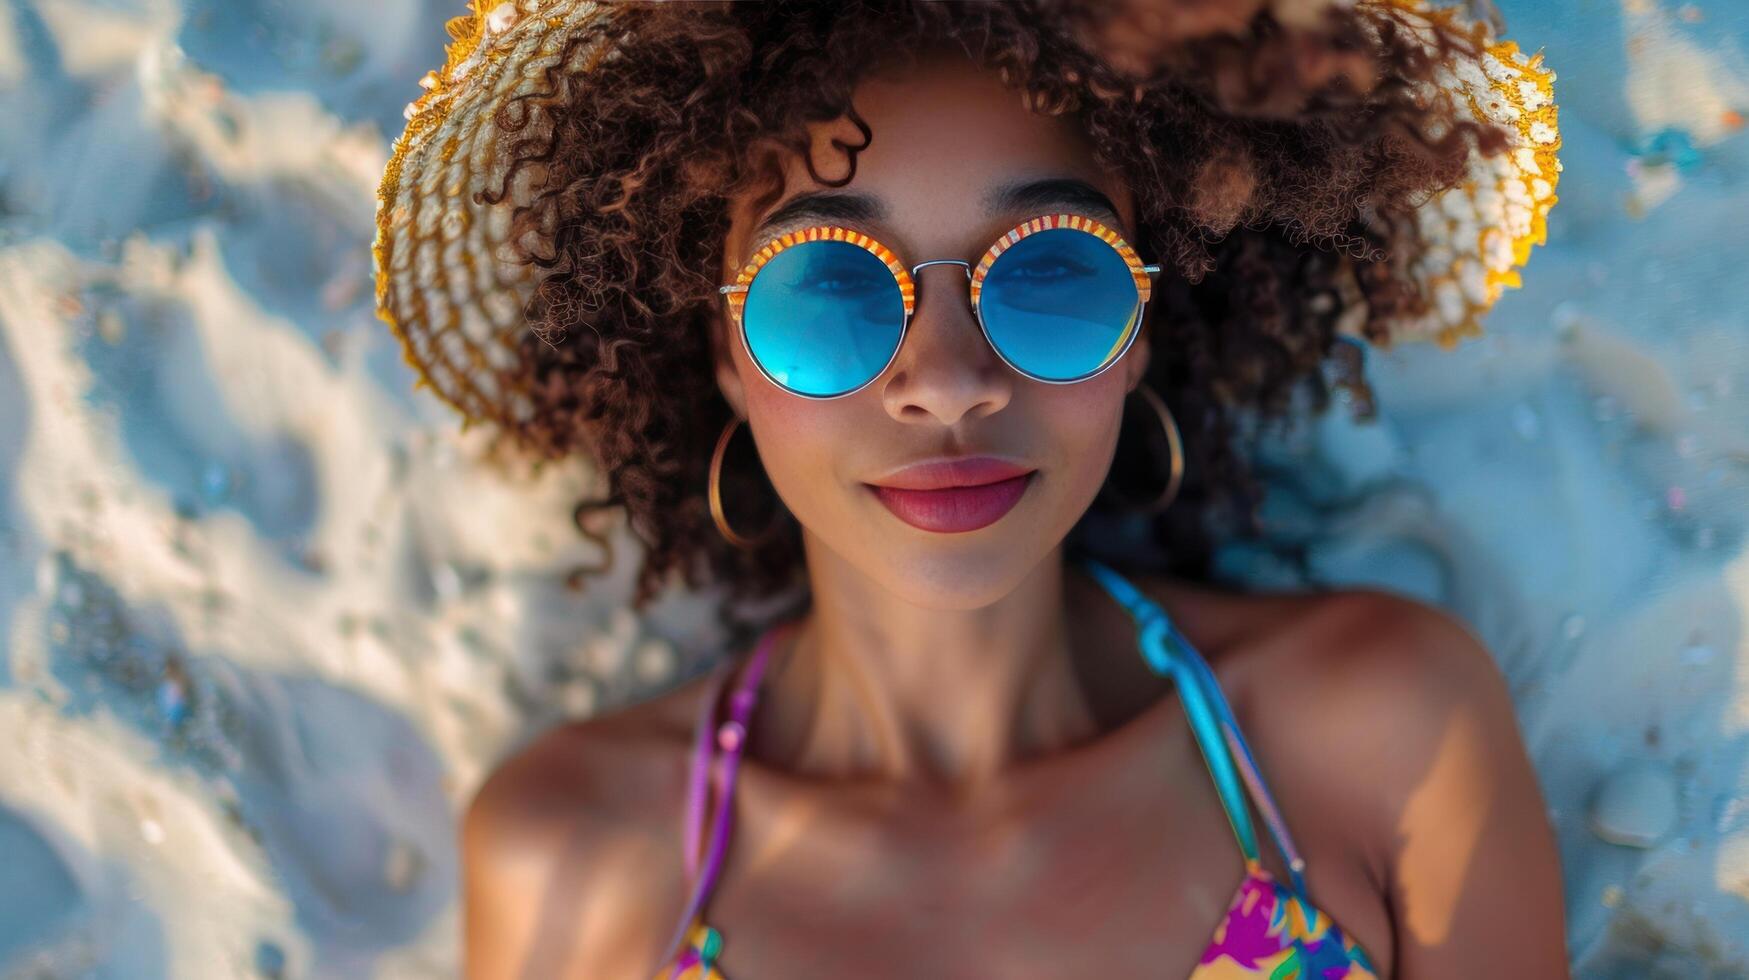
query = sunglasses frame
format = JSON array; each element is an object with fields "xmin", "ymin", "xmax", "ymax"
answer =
[{"xmin": 717, "ymin": 212, "xmax": 1164, "ymax": 400}]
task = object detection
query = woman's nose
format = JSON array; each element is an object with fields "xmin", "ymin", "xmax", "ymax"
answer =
[{"xmin": 878, "ymin": 263, "xmax": 1013, "ymax": 426}]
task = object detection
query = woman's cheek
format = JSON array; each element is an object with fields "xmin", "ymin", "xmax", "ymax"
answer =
[
  {"xmin": 745, "ymin": 387, "xmax": 855, "ymax": 524},
  {"xmin": 1045, "ymin": 379, "xmax": 1126, "ymax": 498}
]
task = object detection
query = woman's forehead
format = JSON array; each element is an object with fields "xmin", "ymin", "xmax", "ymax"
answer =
[{"xmin": 728, "ymin": 52, "xmax": 1134, "ymax": 259}]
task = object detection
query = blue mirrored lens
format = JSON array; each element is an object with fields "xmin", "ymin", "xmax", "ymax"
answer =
[
  {"xmin": 980, "ymin": 229, "xmax": 1141, "ymax": 382},
  {"xmin": 742, "ymin": 241, "xmax": 905, "ymax": 397}
]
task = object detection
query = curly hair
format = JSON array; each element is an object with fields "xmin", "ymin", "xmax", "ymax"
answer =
[{"xmin": 471, "ymin": 0, "xmax": 1512, "ymax": 643}]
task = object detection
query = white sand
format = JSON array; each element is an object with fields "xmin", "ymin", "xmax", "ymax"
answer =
[{"xmin": 0, "ymin": 0, "xmax": 1744, "ymax": 976}]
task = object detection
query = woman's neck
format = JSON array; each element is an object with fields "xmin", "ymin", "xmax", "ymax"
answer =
[{"xmin": 749, "ymin": 537, "xmax": 1147, "ymax": 796}]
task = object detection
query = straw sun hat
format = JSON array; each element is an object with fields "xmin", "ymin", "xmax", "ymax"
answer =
[{"xmin": 372, "ymin": 0, "xmax": 1561, "ymax": 435}]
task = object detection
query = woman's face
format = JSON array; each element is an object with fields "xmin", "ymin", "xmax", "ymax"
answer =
[{"xmin": 715, "ymin": 50, "xmax": 1152, "ymax": 608}]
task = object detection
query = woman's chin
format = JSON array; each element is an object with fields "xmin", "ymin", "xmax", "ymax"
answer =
[
  {"xmin": 857, "ymin": 537, "xmax": 1060, "ymax": 610},
  {"xmin": 797, "ymin": 474, "xmax": 1085, "ymax": 606}
]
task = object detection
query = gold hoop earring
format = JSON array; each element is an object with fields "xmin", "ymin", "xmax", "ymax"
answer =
[
  {"xmin": 1099, "ymin": 382, "xmax": 1184, "ymax": 515},
  {"xmin": 709, "ymin": 415, "xmax": 787, "ymax": 549}
]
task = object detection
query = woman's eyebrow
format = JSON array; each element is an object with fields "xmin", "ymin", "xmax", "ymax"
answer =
[
  {"xmin": 749, "ymin": 192, "xmax": 888, "ymax": 244},
  {"xmin": 746, "ymin": 177, "xmax": 1126, "ymax": 246},
  {"xmin": 985, "ymin": 177, "xmax": 1125, "ymax": 231}
]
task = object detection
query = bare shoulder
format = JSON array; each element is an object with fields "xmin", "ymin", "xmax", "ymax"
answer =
[
  {"xmin": 1140, "ymin": 578, "xmax": 1513, "ymax": 758},
  {"xmin": 1138, "ymin": 577, "xmax": 1567, "ymax": 973},
  {"xmin": 1154, "ymin": 581, "xmax": 1525, "ymax": 835},
  {"xmin": 459, "ymin": 671, "xmax": 720, "ymax": 980},
  {"xmin": 1243, "ymin": 587, "xmax": 1527, "ymax": 814},
  {"xmin": 1229, "ymin": 586, "xmax": 1512, "ymax": 736}
]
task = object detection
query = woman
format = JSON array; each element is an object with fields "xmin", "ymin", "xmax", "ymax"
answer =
[{"xmin": 374, "ymin": 0, "xmax": 1569, "ymax": 976}]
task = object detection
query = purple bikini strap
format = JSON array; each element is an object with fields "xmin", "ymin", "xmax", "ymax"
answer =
[
  {"xmin": 682, "ymin": 661, "xmax": 733, "ymax": 881},
  {"xmin": 657, "ymin": 621, "xmax": 791, "ymax": 977}
]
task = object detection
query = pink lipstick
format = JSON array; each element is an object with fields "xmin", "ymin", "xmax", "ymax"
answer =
[{"xmin": 866, "ymin": 456, "xmax": 1036, "ymax": 533}]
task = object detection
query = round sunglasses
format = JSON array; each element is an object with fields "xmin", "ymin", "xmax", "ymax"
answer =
[{"xmin": 717, "ymin": 213, "xmax": 1163, "ymax": 399}]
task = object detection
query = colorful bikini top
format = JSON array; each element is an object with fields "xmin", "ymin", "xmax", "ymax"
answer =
[{"xmin": 652, "ymin": 556, "xmax": 1380, "ymax": 979}]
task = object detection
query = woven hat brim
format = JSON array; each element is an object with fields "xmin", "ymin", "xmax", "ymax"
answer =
[{"xmin": 373, "ymin": 0, "xmax": 617, "ymax": 433}]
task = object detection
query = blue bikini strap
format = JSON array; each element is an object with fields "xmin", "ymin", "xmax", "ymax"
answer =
[{"xmin": 1076, "ymin": 555, "xmax": 1310, "ymax": 898}]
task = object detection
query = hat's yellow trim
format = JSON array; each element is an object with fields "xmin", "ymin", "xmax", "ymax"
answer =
[{"xmin": 1366, "ymin": 0, "xmax": 1562, "ymax": 349}]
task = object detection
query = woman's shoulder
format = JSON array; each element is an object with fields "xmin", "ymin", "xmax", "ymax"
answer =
[
  {"xmin": 1129, "ymin": 578, "xmax": 1505, "ymax": 804},
  {"xmin": 459, "ymin": 671, "xmax": 719, "ymax": 978},
  {"xmin": 1147, "ymin": 579, "xmax": 1539, "ymax": 868},
  {"xmin": 1139, "ymin": 579, "xmax": 1555, "ymax": 970},
  {"xmin": 467, "ymin": 666, "xmax": 716, "ymax": 828},
  {"xmin": 1137, "ymin": 576, "xmax": 1510, "ymax": 744}
]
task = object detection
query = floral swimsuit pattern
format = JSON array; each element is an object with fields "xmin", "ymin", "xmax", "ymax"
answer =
[{"xmin": 654, "ymin": 557, "xmax": 1380, "ymax": 979}]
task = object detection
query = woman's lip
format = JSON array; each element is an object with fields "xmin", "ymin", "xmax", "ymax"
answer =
[
  {"xmin": 866, "ymin": 472, "xmax": 1034, "ymax": 533},
  {"xmin": 869, "ymin": 456, "xmax": 1034, "ymax": 490}
]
